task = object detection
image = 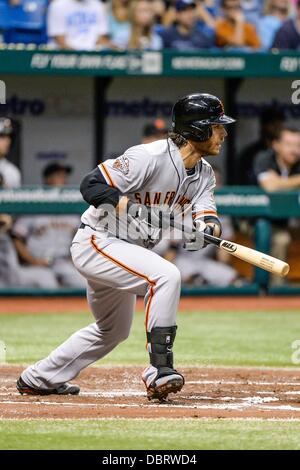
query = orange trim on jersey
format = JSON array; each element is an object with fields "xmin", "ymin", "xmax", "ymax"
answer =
[
  {"xmin": 90, "ymin": 235, "xmax": 155, "ymax": 332},
  {"xmin": 100, "ymin": 163, "xmax": 116, "ymax": 188},
  {"xmin": 145, "ymin": 285, "xmax": 155, "ymax": 333},
  {"xmin": 193, "ymin": 210, "xmax": 218, "ymax": 220}
]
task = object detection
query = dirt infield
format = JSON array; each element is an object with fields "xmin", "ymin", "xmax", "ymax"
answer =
[
  {"xmin": 1, "ymin": 365, "xmax": 300, "ymax": 420},
  {"xmin": 1, "ymin": 296, "xmax": 300, "ymax": 314}
]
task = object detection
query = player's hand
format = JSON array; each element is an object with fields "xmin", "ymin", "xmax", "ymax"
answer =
[{"xmin": 183, "ymin": 221, "xmax": 213, "ymax": 251}]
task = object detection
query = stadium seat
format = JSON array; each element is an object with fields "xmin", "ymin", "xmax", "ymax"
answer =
[
  {"xmin": 9, "ymin": 0, "xmax": 47, "ymax": 30},
  {"xmin": 6, "ymin": 0, "xmax": 48, "ymax": 44}
]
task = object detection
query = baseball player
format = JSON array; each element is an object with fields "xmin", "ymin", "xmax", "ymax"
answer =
[
  {"xmin": 0, "ymin": 213, "xmax": 65, "ymax": 289},
  {"xmin": 0, "ymin": 118, "xmax": 21, "ymax": 188},
  {"xmin": 12, "ymin": 163, "xmax": 85, "ymax": 289},
  {"xmin": 17, "ymin": 93, "xmax": 235, "ymax": 400}
]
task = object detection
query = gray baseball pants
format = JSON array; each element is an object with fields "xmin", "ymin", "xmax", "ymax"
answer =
[{"xmin": 22, "ymin": 226, "xmax": 181, "ymax": 389}]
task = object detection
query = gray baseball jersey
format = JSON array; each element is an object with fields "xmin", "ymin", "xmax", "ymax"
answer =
[
  {"xmin": 82, "ymin": 139, "xmax": 217, "ymax": 239},
  {"xmin": 22, "ymin": 139, "xmax": 220, "ymax": 390}
]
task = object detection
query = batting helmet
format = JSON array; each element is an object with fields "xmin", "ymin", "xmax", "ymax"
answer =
[
  {"xmin": 0, "ymin": 118, "xmax": 13, "ymax": 137},
  {"xmin": 172, "ymin": 93, "xmax": 236, "ymax": 142}
]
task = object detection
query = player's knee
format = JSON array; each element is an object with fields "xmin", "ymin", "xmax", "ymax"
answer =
[
  {"xmin": 115, "ymin": 329, "xmax": 130, "ymax": 343},
  {"xmin": 96, "ymin": 324, "xmax": 130, "ymax": 344},
  {"xmin": 112, "ymin": 323, "xmax": 131, "ymax": 343},
  {"xmin": 162, "ymin": 263, "xmax": 181, "ymax": 290}
]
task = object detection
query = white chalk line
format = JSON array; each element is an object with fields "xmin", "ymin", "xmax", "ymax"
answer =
[
  {"xmin": 187, "ymin": 380, "xmax": 300, "ymax": 386},
  {"xmin": 1, "ymin": 400, "xmax": 300, "ymax": 412},
  {"xmin": 1, "ymin": 385, "xmax": 300, "ymax": 400},
  {"xmin": 1, "ymin": 389, "xmax": 300, "ymax": 400}
]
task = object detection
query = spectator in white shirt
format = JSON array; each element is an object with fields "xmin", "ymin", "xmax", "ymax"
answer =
[
  {"xmin": 47, "ymin": 0, "xmax": 113, "ymax": 50},
  {"xmin": 0, "ymin": 118, "xmax": 21, "ymax": 189}
]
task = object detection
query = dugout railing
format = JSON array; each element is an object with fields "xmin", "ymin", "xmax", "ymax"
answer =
[{"xmin": 0, "ymin": 186, "xmax": 299, "ymax": 296}]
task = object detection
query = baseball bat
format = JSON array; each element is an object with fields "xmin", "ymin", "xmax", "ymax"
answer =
[
  {"xmin": 144, "ymin": 208, "xmax": 290, "ymax": 277},
  {"xmin": 203, "ymin": 232, "xmax": 290, "ymax": 277}
]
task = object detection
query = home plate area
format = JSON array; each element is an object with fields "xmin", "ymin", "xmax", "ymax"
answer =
[{"xmin": 0, "ymin": 365, "xmax": 300, "ymax": 420}]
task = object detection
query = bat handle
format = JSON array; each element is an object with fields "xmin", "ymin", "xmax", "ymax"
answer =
[{"xmin": 203, "ymin": 232, "xmax": 222, "ymax": 247}]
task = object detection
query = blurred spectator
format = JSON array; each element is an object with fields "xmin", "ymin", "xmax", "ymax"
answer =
[
  {"xmin": 159, "ymin": 0, "xmax": 213, "ymax": 50},
  {"xmin": 0, "ymin": 118, "xmax": 21, "ymax": 188},
  {"xmin": 152, "ymin": 0, "xmax": 168, "ymax": 24},
  {"xmin": 142, "ymin": 119, "xmax": 169, "ymax": 144},
  {"xmin": 42, "ymin": 161, "xmax": 72, "ymax": 187},
  {"xmin": 195, "ymin": 0, "xmax": 218, "ymax": 39},
  {"xmin": 159, "ymin": 0, "xmax": 177, "ymax": 27},
  {"xmin": 216, "ymin": 0, "xmax": 261, "ymax": 50},
  {"xmin": 12, "ymin": 162, "xmax": 85, "ymax": 289},
  {"xmin": 241, "ymin": 0, "xmax": 264, "ymax": 26},
  {"xmin": 253, "ymin": 125, "xmax": 300, "ymax": 284},
  {"xmin": 253, "ymin": 125, "xmax": 300, "ymax": 191},
  {"xmin": 0, "ymin": 213, "xmax": 62, "ymax": 289},
  {"xmin": 113, "ymin": 0, "xmax": 163, "ymax": 50},
  {"xmin": 0, "ymin": 214, "xmax": 15, "ymax": 288},
  {"xmin": 108, "ymin": 0, "xmax": 130, "ymax": 45},
  {"xmin": 237, "ymin": 105, "xmax": 285, "ymax": 185},
  {"xmin": 272, "ymin": 0, "xmax": 300, "ymax": 49},
  {"xmin": 47, "ymin": 0, "xmax": 113, "ymax": 50},
  {"xmin": 258, "ymin": 0, "xmax": 291, "ymax": 50}
]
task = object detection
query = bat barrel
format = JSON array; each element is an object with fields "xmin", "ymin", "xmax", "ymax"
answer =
[
  {"xmin": 259, "ymin": 255, "xmax": 290, "ymax": 277},
  {"xmin": 219, "ymin": 239, "xmax": 290, "ymax": 278}
]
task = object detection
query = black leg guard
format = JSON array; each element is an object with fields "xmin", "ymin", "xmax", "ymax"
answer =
[
  {"xmin": 144, "ymin": 326, "xmax": 184, "ymax": 400},
  {"xmin": 147, "ymin": 326, "xmax": 177, "ymax": 369}
]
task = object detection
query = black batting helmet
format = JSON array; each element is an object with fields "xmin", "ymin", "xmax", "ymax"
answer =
[{"xmin": 172, "ymin": 93, "xmax": 235, "ymax": 142}]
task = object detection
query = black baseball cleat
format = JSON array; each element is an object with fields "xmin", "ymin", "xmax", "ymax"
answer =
[
  {"xmin": 16, "ymin": 376, "xmax": 80, "ymax": 396},
  {"xmin": 142, "ymin": 366, "xmax": 184, "ymax": 401}
]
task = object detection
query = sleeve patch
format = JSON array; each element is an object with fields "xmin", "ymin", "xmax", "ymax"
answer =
[{"xmin": 113, "ymin": 156, "xmax": 130, "ymax": 175}]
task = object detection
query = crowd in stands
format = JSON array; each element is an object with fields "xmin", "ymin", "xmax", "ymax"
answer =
[{"xmin": 0, "ymin": 0, "xmax": 300, "ymax": 51}]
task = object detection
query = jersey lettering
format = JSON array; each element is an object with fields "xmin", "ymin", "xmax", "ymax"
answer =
[
  {"xmin": 144, "ymin": 192, "xmax": 151, "ymax": 206},
  {"xmin": 153, "ymin": 192, "xmax": 162, "ymax": 204},
  {"xmin": 175, "ymin": 194, "xmax": 191, "ymax": 208},
  {"xmin": 134, "ymin": 191, "xmax": 176, "ymax": 206}
]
